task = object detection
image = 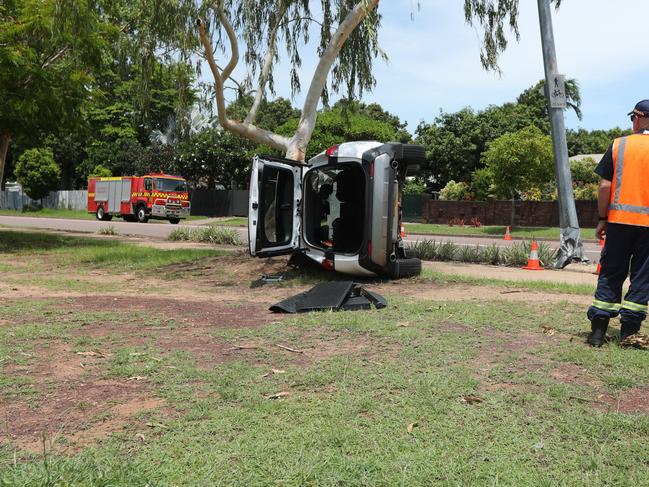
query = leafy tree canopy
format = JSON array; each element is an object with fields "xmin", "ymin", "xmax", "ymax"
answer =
[
  {"xmin": 481, "ymin": 125, "xmax": 554, "ymax": 200},
  {"xmin": 14, "ymin": 148, "xmax": 61, "ymax": 200}
]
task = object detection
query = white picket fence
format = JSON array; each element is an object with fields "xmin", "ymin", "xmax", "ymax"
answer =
[{"xmin": 0, "ymin": 189, "xmax": 88, "ymax": 211}]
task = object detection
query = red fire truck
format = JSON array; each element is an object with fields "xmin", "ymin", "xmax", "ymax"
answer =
[{"xmin": 88, "ymin": 173, "xmax": 190, "ymax": 224}]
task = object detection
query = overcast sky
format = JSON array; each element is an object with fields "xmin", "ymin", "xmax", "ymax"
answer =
[{"xmin": 212, "ymin": 0, "xmax": 649, "ymax": 134}]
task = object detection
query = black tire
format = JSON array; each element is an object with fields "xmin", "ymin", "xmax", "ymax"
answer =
[
  {"xmin": 169, "ymin": 217, "xmax": 180, "ymax": 224},
  {"xmin": 96, "ymin": 206, "xmax": 106, "ymax": 221},
  {"xmin": 401, "ymin": 144, "xmax": 427, "ymax": 165},
  {"xmin": 389, "ymin": 257, "xmax": 422, "ymax": 279},
  {"xmin": 136, "ymin": 205, "xmax": 149, "ymax": 223}
]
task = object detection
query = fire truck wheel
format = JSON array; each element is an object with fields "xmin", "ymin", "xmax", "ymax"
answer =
[
  {"xmin": 169, "ymin": 218, "xmax": 180, "ymax": 224},
  {"xmin": 136, "ymin": 205, "xmax": 149, "ymax": 223},
  {"xmin": 96, "ymin": 206, "xmax": 106, "ymax": 221}
]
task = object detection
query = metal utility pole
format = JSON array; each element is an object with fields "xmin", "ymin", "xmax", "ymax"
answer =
[{"xmin": 537, "ymin": 0, "xmax": 587, "ymax": 268}]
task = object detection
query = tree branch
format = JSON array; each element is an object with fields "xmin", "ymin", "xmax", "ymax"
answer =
[
  {"xmin": 245, "ymin": 3, "xmax": 288, "ymax": 125},
  {"xmin": 213, "ymin": 2, "xmax": 239, "ymax": 81},
  {"xmin": 196, "ymin": 17, "xmax": 289, "ymax": 153},
  {"xmin": 41, "ymin": 46, "xmax": 69, "ymax": 69},
  {"xmin": 288, "ymin": 0, "xmax": 379, "ymax": 161}
]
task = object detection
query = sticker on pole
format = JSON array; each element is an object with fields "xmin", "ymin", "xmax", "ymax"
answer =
[{"xmin": 549, "ymin": 74, "xmax": 567, "ymax": 109}]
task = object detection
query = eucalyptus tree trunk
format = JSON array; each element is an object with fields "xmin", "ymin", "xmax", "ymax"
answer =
[
  {"xmin": 0, "ymin": 132, "xmax": 11, "ymax": 191},
  {"xmin": 197, "ymin": 0, "xmax": 379, "ymax": 163}
]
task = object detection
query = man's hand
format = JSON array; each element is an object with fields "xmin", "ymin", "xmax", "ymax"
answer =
[{"xmin": 596, "ymin": 220, "xmax": 607, "ymax": 240}]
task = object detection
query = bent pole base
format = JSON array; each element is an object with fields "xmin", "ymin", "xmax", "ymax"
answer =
[{"xmin": 553, "ymin": 226, "xmax": 588, "ymax": 269}]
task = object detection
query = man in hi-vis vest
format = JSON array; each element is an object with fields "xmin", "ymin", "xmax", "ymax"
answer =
[{"xmin": 588, "ymin": 100, "xmax": 649, "ymax": 347}]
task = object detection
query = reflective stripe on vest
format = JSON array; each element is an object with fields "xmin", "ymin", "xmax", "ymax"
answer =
[{"xmin": 609, "ymin": 134, "xmax": 649, "ymax": 226}]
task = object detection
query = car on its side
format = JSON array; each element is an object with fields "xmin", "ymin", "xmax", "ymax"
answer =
[{"xmin": 248, "ymin": 141, "xmax": 426, "ymax": 278}]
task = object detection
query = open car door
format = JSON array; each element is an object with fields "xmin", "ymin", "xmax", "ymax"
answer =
[{"xmin": 249, "ymin": 155, "xmax": 303, "ymax": 257}]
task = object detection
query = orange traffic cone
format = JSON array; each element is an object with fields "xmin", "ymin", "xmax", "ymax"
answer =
[
  {"xmin": 400, "ymin": 222, "xmax": 406, "ymax": 238},
  {"xmin": 504, "ymin": 226, "xmax": 512, "ymax": 241},
  {"xmin": 595, "ymin": 238, "xmax": 605, "ymax": 275},
  {"xmin": 522, "ymin": 240, "xmax": 544, "ymax": 270}
]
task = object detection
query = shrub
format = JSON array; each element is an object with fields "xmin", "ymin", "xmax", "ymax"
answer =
[
  {"xmin": 97, "ymin": 225, "xmax": 119, "ymax": 236},
  {"xmin": 401, "ymin": 179, "xmax": 426, "ymax": 195},
  {"xmin": 439, "ymin": 180, "xmax": 470, "ymax": 201},
  {"xmin": 448, "ymin": 217, "xmax": 465, "ymax": 227},
  {"xmin": 169, "ymin": 225, "xmax": 242, "ymax": 245},
  {"xmin": 14, "ymin": 148, "xmax": 61, "ymax": 201}
]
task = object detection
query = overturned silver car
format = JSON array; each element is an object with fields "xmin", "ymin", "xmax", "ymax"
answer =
[{"xmin": 248, "ymin": 141, "xmax": 425, "ymax": 278}]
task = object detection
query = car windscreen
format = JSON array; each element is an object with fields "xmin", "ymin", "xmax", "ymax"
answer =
[{"xmin": 154, "ymin": 178, "xmax": 187, "ymax": 192}]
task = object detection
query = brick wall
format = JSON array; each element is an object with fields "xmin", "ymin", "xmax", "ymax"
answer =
[{"xmin": 422, "ymin": 199, "xmax": 599, "ymax": 227}]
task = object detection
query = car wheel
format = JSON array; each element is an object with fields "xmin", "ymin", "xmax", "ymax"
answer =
[
  {"xmin": 96, "ymin": 206, "xmax": 105, "ymax": 221},
  {"xmin": 389, "ymin": 257, "xmax": 422, "ymax": 279},
  {"xmin": 136, "ymin": 205, "xmax": 149, "ymax": 223},
  {"xmin": 169, "ymin": 217, "xmax": 180, "ymax": 224},
  {"xmin": 401, "ymin": 144, "xmax": 427, "ymax": 165}
]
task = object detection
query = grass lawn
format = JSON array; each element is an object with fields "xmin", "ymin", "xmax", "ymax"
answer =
[
  {"xmin": 1, "ymin": 232, "xmax": 648, "ymax": 485},
  {"xmin": 211, "ymin": 216, "xmax": 248, "ymax": 227},
  {"xmin": 405, "ymin": 223, "xmax": 597, "ymax": 240}
]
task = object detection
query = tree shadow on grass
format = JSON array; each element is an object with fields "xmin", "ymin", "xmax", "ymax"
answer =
[{"xmin": 0, "ymin": 230, "xmax": 116, "ymax": 253}]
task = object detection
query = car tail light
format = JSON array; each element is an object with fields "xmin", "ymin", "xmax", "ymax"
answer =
[
  {"xmin": 367, "ymin": 240, "xmax": 372, "ymax": 256},
  {"xmin": 370, "ymin": 161, "xmax": 374, "ymax": 178},
  {"xmin": 322, "ymin": 258, "xmax": 335, "ymax": 271},
  {"xmin": 325, "ymin": 145, "xmax": 339, "ymax": 157}
]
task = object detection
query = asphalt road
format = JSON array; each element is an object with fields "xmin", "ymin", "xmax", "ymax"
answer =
[{"xmin": 0, "ymin": 215, "xmax": 603, "ymax": 262}]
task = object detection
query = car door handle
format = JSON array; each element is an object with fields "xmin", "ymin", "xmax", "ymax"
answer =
[{"xmin": 252, "ymin": 202, "xmax": 259, "ymax": 210}]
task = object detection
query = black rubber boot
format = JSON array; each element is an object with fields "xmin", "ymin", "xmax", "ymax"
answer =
[
  {"xmin": 588, "ymin": 317, "xmax": 609, "ymax": 347},
  {"xmin": 620, "ymin": 322, "xmax": 640, "ymax": 342}
]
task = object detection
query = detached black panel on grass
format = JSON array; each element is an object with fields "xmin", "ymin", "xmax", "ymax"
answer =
[{"xmin": 270, "ymin": 282, "xmax": 387, "ymax": 313}]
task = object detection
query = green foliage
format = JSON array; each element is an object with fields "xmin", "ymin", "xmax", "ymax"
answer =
[
  {"xmin": 402, "ymin": 179, "xmax": 426, "ymax": 195},
  {"xmin": 570, "ymin": 157, "xmax": 599, "ymax": 185},
  {"xmin": 409, "ymin": 238, "xmax": 556, "ymax": 267},
  {"xmin": 439, "ymin": 180, "xmax": 470, "ymax": 201},
  {"xmin": 168, "ymin": 225, "xmax": 242, "ymax": 245},
  {"xmin": 177, "ymin": 129, "xmax": 254, "ymax": 189},
  {"xmin": 14, "ymin": 148, "xmax": 61, "ymax": 200},
  {"xmin": 89, "ymin": 165, "xmax": 112, "ymax": 178},
  {"xmin": 469, "ymin": 167, "xmax": 495, "ymax": 200},
  {"xmin": 277, "ymin": 106, "xmax": 399, "ymax": 160},
  {"xmin": 567, "ymin": 128, "xmax": 631, "ymax": 156},
  {"xmin": 481, "ymin": 125, "xmax": 554, "ymax": 199}
]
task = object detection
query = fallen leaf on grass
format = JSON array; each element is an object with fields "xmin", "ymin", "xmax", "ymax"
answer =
[
  {"xmin": 541, "ymin": 326, "xmax": 556, "ymax": 336},
  {"xmin": 460, "ymin": 395, "xmax": 484, "ymax": 404},
  {"xmin": 620, "ymin": 333, "xmax": 649, "ymax": 349},
  {"xmin": 265, "ymin": 391, "xmax": 290, "ymax": 400},
  {"xmin": 262, "ymin": 369, "xmax": 287, "ymax": 378},
  {"xmin": 126, "ymin": 376, "xmax": 147, "ymax": 381},
  {"xmin": 146, "ymin": 422, "xmax": 169, "ymax": 429},
  {"xmin": 407, "ymin": 422, "xmax": 418, "ymax": 433},
  {"xmin": 76, "ymin": 351, "xmax": 107, "ymax": 358},
  {"xmin": 135, "ymin": 433, "xmax": 145, "ymax": 442}
]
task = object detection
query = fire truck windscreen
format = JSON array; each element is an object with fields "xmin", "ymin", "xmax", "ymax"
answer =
[{"xmin": 154, "ymin": 178, "xmax": 188, "ymax": 193}]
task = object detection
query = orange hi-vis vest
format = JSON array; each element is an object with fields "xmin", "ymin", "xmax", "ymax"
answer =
[{"xmin": 609, "ymin": 133, "xmax": 649, "ymax": 227}]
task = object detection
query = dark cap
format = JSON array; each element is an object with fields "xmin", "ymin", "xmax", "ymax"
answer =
[{"xmin": 627, "ymin": 100, "xmax": 649, "ymax": 117}]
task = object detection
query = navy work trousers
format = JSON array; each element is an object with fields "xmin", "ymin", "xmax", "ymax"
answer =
[{"xmin": 588, "ymin": 223, "xmax": 649, "ymax": 328}]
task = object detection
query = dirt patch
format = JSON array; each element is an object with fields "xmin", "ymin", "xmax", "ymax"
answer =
[
  {"xmin": 0, "ymin": 379, "xmax": 163, "ymax": 454},
  {"xmin": 596, "ymin": 388, "xmax": 649, "ymax": 415}
]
